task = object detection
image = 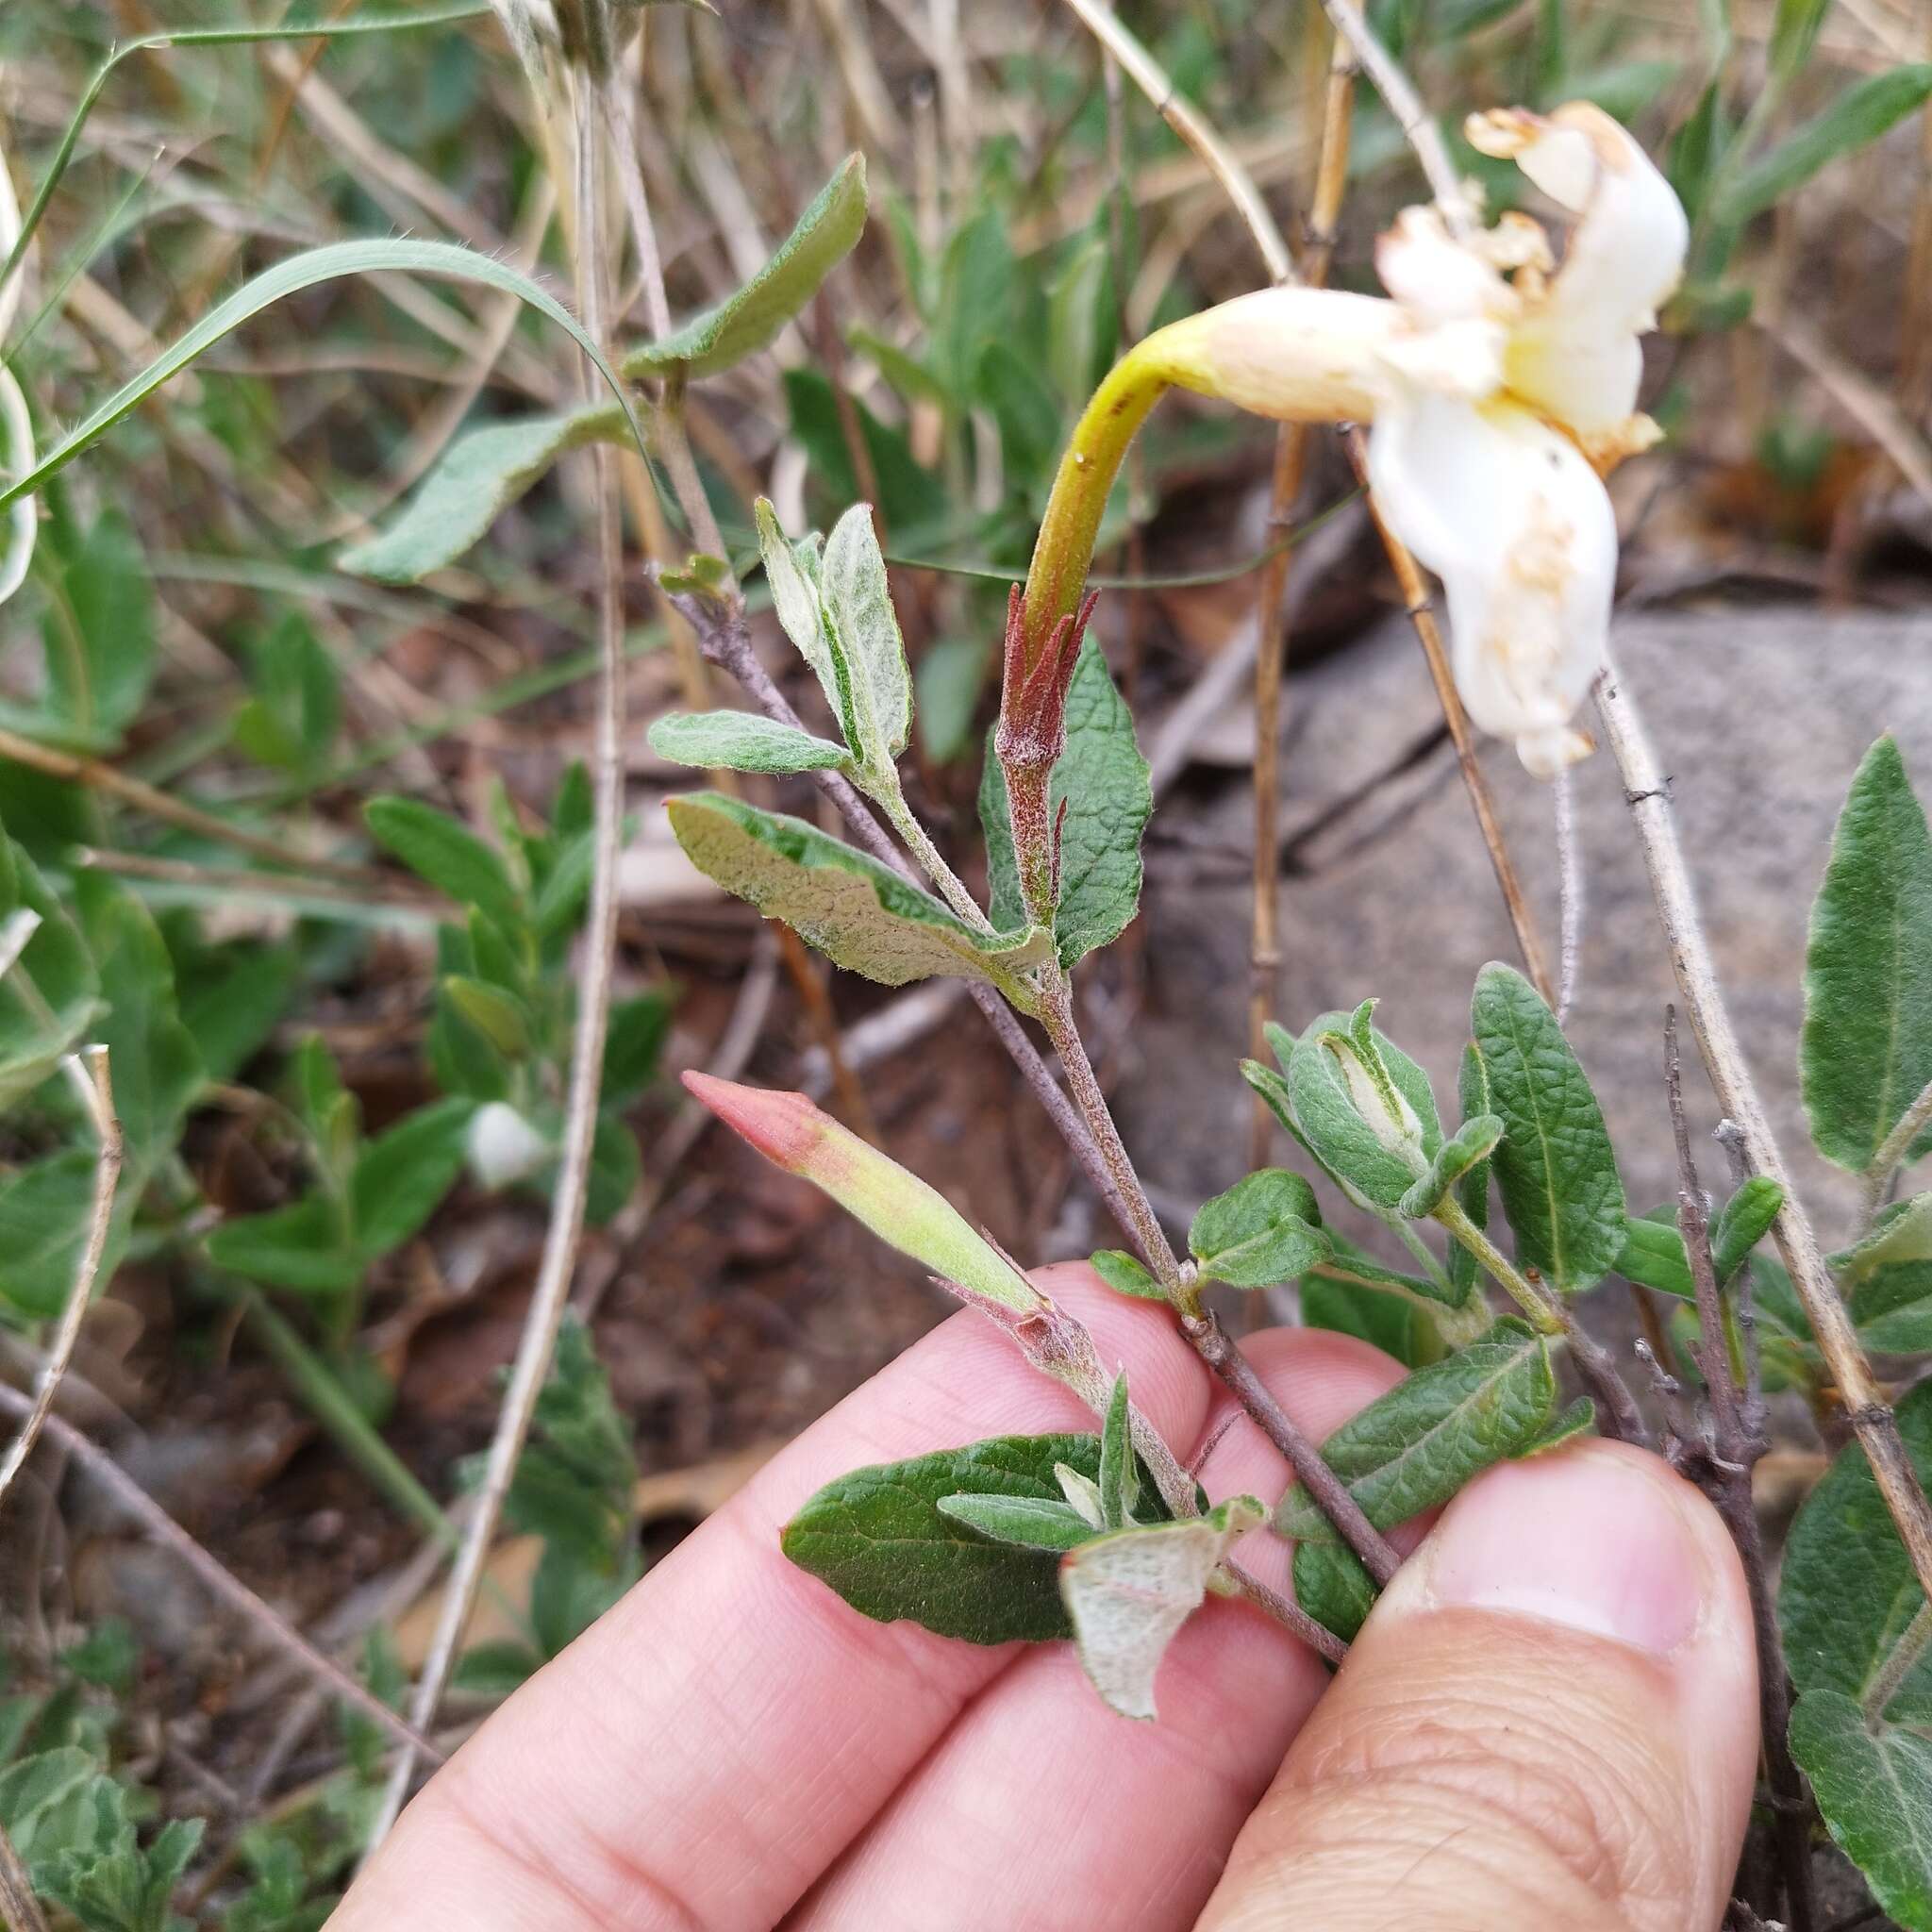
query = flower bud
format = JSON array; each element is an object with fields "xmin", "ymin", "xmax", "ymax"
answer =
[
  {"xmin": 466, "ymin": 1100, "xmax": 552, "ymax": 1190},
  {"xmin": 684, "ymin": 1073, "xmax": 1046, "ymax": 1314}
]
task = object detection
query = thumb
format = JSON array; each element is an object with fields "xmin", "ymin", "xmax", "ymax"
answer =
[{"xmin": 1199, "ymin": 1440, "xmax": 1759, "ymax": 1932}]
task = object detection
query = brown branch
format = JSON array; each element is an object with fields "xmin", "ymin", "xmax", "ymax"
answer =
[
  {"xmin": 1595, "ymin": 658, "xmax": 1932, "ymax": 1612},
  {"xmin": 0, "ymin": 1819, "xmax": 50, "ymax": 1932},
  {"xmin": 0, "ymin": 1383, "xmax": 439, "ymax": 1765},
  {"xmin": 1665, "ymin": 1009, "xmax": 1815, "ymax": 1932}
]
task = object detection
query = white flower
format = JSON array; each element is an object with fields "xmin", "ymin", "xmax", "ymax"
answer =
[{"xmin": 1157, "ymin": 102, "xmax": 1687, "ymax": 777}]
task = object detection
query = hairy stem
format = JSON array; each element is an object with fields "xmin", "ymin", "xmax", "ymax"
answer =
[
  {"xmin": 1863, "ymin": 1073, "xmax": 1932, "ymax": 1226},
  {"xmin": 1433, "ymin": 1194, "xmax": 1645, "ymax": 1442},
  {"xmin": 1865, "ymin": 1597, "xmax": 1932, "ymax": 1728}
]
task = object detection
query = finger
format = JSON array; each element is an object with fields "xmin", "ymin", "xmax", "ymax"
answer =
[
  {"xmin": 330, "ymin": 1265, "xmax": 1213, "ymax": 1932},
  {"xmin": 789, "ymin": 1329, "xmax": 1407, "ymax": 1932},
  {"xmin": 1198, "ymin": 1439, "xmax": 1759, "ymax": 1932}
]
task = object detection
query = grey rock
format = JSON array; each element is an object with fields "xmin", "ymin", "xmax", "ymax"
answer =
[{"xmin": 1117, "ymin": 609, "xmax": 1932, "ymax": 1286}]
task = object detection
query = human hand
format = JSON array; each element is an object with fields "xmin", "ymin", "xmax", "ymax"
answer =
[{"xmin": 328, "ymin": 1265, "xmax": 1757, "ymax": 1931}]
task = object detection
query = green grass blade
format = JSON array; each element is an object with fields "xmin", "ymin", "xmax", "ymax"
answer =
[{"xmin": 0, "ymin": 239, "xmax": 650, "ymax": 511}]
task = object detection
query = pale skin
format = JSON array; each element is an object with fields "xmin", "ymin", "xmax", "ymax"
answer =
[{"xmin": 329, "ymin": 1265, "xmax": 1759, "ymax": 1931}]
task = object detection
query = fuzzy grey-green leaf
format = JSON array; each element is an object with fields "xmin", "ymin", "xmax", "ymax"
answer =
[
  {"xmin": 1471, "ymin": 962, "xmax": 1624, "ymax": 1293},
  {"xmin": 340, "ymin": 405, "xmax": 625, "ymax": 582},
  {"xmin": 648, "ymin": 710, "xmax": 851, "ymax": 775},
  {"xmin": 821, "ymin": 502, "xmax": 911, "ymax": 768},
  {"xmin": 1838, "ymin": 1195, "xmax": 1932, "ymax": 1355},
  {"xmin": 667, "ymin": 791, "xmax": 1046, "ymax": 996},
  {"xmin": 624, "ymin": 155, "xmax": 867, "ymax": 378},
  {"xmin": 1400, "ymin": 1113, "xmax": 1505, "ymax": 1221},
  {"xmin": 1803, "ymin": 738, "xmax": 1932, "ymax": 1174},
  {"xmin": 1276, "ymin": 1318, "xmax": 1555, "ymax": 1544},
  {"xmin": 1061, "ymin": 1497, "xmax": 1265, "ymax": 1720},
  {"xmin": 1274, "ymin": 1011, "xmax": 1441, "ymax": 1213},
  {"xmin": 935, "ymin": 1493, "xmax": 1096, "ymax": 1554},
  {"xmin": 1091, "ymin": 1248, "xmax": 1165, "ymax": 1301},
  {"xmin": 1189, "ymin": 1168, "xmax": 1327, "ymax": 1289},
  {"xmin": 1781, "ymin": 1379, "xmax": 1932, "ymax": 1928}
]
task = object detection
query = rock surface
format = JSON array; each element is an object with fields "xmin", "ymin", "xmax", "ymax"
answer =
[{"xmin": 1116, "ymin": 608, "xmax": 1932, "ymax": 1277}]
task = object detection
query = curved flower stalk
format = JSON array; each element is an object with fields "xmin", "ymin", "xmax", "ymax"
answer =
[{"xmin": 1012, "ymin": 102, "xmax": 1687, "ymax": 779}]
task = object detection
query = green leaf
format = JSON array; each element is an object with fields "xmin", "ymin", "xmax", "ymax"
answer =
[
  {"xmin": 340, "ymin": 404, "xmax": 626, "ymax": 584},
  {"xmin": 666, "ymin": 791, "xmax": 1047, "ymax": 996},
  {"xmin": 1768, "ymin": 0, "xmax": 1828, "ymax": 83},
  {"xmin": 40, "ymin": 510, "xmax": 157, "ymax": 741},
  {"xmin": 586, "ymin": 1113, "xmax": 641, "ymax": 1226},
  {"xmin": 0, "ymin": 1151, "xmax": 115, "ymax": 1321},
  {"xmin": 914, "ymin": 636, "xmax": 991, "ymax": 765},
  {"xmin": 1189, "ymin": 1169, "xmax": 1328, "ymax": 1290},
  {"xmin": 1300, "ymin": 1275, "xmax": 1437, "ymax": 1370},
  {"xmin": 1253, "ymin": 1009, "xmax": 1441, "ymax": 1214},
  {"xmin": 1098, "ymin": 1372, "xmax": 1139, "ymax": 1529},
  {"xmin": 978, "ymin": 339, "xmax": 1061, "ymax": 493},
  {"xmin": 1803, "ymin": 737, "xmax": 1932, "ymax": 1174},
  {"xmin": 782, "ymin": 370, "xmax": 951, "ymax": 537},
  {"xmin": 1447, "ymin": 1042, "xmax": 1494, "ymax": 1300},
  {"xmin": 624, "ymin": 155, "xmax": 866, "ymax": 379},
  {"xmin": 365, "ymin": 795, "xmax": 521, "ymax": 930},
  {"xmin": 648, "ymin": 709, "xmax": 850, "ymax": 775},
  {"xmin": 1049, "ymin": 639, "xmax": 1152, "ymax": 969},
  {"xmin": 1525, "ymin": 1395, "xmax": 1597, "ymax": 1454},
  {"xmin": 782, "ymin": 1431, "xmax": 1170, "ymax": 1644},
  {"xmin": 1470, "ymin": 962, "xmax": 1624, "ymax": 1293},
  {"xmin": 1277, "ymin": 1318, "xmax": 1556, "ymax": 1545},
  {"xmin": 821, "ymin": 503, "xmax": 912, "ymax": 770},
  {"xmin": 1719, "ymin": 66, "xmax": 1932, "ymax": 225},
  {"xmin": 1614, "ymin": 1177, "xmax": 1786, "ymax": 1301},
  {"xmin": 934, "ymin": 1493, "xmax": 1095, "ymax": 1553},
  {"xmin": 0, "ymin": 840, "xmax": 99, "ymax": 1108},
  {"xmin": 173, "ymin": 936, "xmax": 298, "ymax": 1085},
  {"xmin": 232, "ymin": 614, "xmax": 341, "ymax": 780},
  {"xmin": 1061, "ymin": 1496, "xmax": 1265, "ymax": 1720},
  {"xmin": 1836, "ymin": 1193, "xmax": 1932, "ymax": 1354},
  {"xmin": 935, "ymin": 208, "xmax": 1015, "ymax": 408},
  {"xmin": 1782, "ymin": 1379, "xmax": 1932, "ymax": 1928},
  {"xmin": 754, "ymin": 498, "xmax": 849, "ymax": 740},
  {"xmin": 601, "ymin": 990, "xmax": 675, "ymax": 1106},
  {"xmin": 1090, "ymin": 1248, "xmax": 1165, "ymax": 1301},
  {"xmin": 978, "ymin": 635, "xmax": 1152, "ymax": 968},
  {"xmin": 441, "ymin": 975, "xmax": 532, "ymax": 1057},
  {"xmin": 208, "ymin": 1197, "xmax": 362, "ymax": 1296},
  {"xmin": 350, "ymin": 1097, "xmax": 474, "ymax": 1257},
  {"xmin": 74, "ymin": 874, "xmax": 202, "ymax": 1176},
  {"xmin": 1790, "ymin": 1696, "xmax": 1932, "ymax": 1932},
  {"xmin": 1399, "ymin": 1114, "xmax": 1505, "ymax": 1220}
]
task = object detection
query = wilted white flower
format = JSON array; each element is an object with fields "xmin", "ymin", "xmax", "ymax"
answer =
[
  {"xmin": 467, "ymin": 1100, "xmax": 553, "ymax": 1190},
  {"xmin": 1153, "ymin": 102, "xmax": 1688, "ymax": 777}
]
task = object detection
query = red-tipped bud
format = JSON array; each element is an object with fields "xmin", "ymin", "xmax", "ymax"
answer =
[
  {"xmin": 995, "ymin": 585, "xmax": 1101, "ymax": 775},
  {"xmin": 683, "ymin": 1072, "xmax": 1046, "ymax": 1313}
]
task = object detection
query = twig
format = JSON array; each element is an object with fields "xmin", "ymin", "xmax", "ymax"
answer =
[
  {"xmin": 1595, "ymin": 657, "xmax": 1932, "ymax": 1611},
  {"xmin": 0, "ymin": 1383, "xmax": 439, "ymax": 1765},
  {"xmin": 1864, "ymin": 1072, "xmax": 1932, "ymax": 1225},
  {"xmin": 0, "ymin": 1819, "xmax": 50, "ymax": 1932},
  {"xmin": 0, "ymin": 724, "xmax": 382, "ymax": 887},
  {"xmin": 1316, "ymin": 0, "xmax": 1474, "ymax": 235},
  {"xmin": 367, "ymin": 69, "xmax": 630, "ymax": 1848},
  {"xmin": 1554, "ymin": 765, "xmax": 1583, "ymax": 1024},
  {"xmin": 1224, "ymin": 1559, "xmax": 1346, "ymax": 1664},
  {"xmin": 1246, "ymin": 3, "xmax": 1356, "ymax": 1168},
  {"xmin": 1665, "ymin": 1009, "xmax": 1815, "ymax": 1932},
  {"xmin": 1863, "ymin": 1595, "xmax": 1932, "ymax": 1727},
  {"xmin": 0, "ymin": 1050, "xmax": 120, "ymax": 1512},
  {"xmin": 1185, "ymin": 1308, "xmax": 1397, "ymax": 1588}
]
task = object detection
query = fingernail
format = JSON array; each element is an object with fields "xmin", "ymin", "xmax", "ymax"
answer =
[{"xmin": 1423, "ymin": 1444, "xmax": 1708, "ymax": 1656}]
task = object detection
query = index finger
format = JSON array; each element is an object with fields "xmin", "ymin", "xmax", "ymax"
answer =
[{"xmin": 328, "ymin": 1266, "xmax": 1214, "ymax": 1932}]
